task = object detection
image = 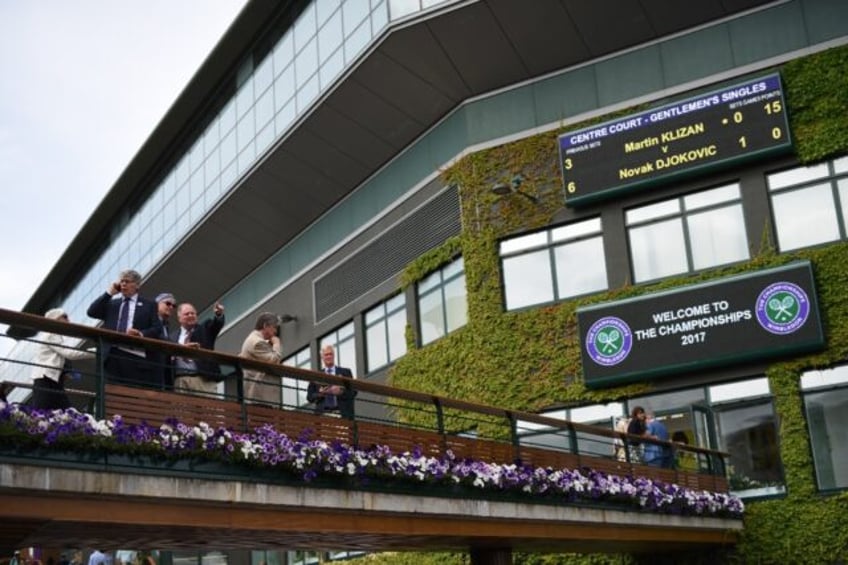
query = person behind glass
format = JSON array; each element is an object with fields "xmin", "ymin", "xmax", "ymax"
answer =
[
  {"xmin": 86, "ymin": 269, "xmax": 162, "ymax": 387},
  {"xmin": 626, "ymin": 406, "xmax": 649, "ymax": 463},
  {"xmin": 152, "ymin": 292, "xmax": 177, "ymax": 389},
  {"xmin": 172, "ymin": 302, "xmax": 225, "ymax": 397},
  {"xmin": 239, "ymin": 312, "xmax": 283, "ymax": 405},
  {"xmin": 28, "ymin": 308, "xmax": 95, "ymax": 410},
  {"xmin": 643, "ymin": 411, "xmax": 673, "ymax": 468},
  {"xmin": 307, "ymin": 344, "xmax": 357, "ymax": 419}
]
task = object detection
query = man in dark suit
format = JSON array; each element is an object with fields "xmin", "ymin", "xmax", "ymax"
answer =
[
  {"xmin": 171, "ymin": 301, "xmax": 225, "ymax": 397},
  {"xmin": 307, "ymin": 344, "xmax": 357, "ymax": 419},
  {"xmin": 87, "ymin": 269, "xmax": 163, "ymax": 387}
]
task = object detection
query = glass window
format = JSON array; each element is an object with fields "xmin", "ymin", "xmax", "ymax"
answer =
[
  {"xmin": 272, "ymin": 31, "xmax": 294, "ymax": 78},
  {"xmin": 255, "ymin": 82, "xmax": 275, "ymax": 132},
  {"xmin": 295, "ymin": 38, "xmax": 318, "ymax": 90},
  {"xmin": 344, "ymin": 18, "xmax": 371, "ymax": 64},
  {"xmin": 627, "ymin": 183, "xmax": 748, "ymax": 283},
  {"xmin": 626, "ymin": 378, "xmax": 784, "ymax": 498},
  {"xmin": 254, "ymin": 53, "xmax": 274, "ymax": 97},
  {"xmin": 802, "ymin": 365, "xmax": 848, "ymax": 491},
  {"xmin": 500, "ymin": 217, "xmax": 607, "ymax": 311},
  {"xmin": 771, "ymin": 183, "xmax": 840, "ymax": 250},
  {"xmin": 283, "ymin": 346, "xmax": 312, "ymax": 409},
  {"xmin": 768, "ymin": 157, "xmax": 848, "ymax": 252},
  {"xmin": 417, "ymin": 257, "xmax": 467, "ymax": 346},
  {"xmin": 502, "ymin": 251, "xmax": 554, "ymax": 310},
  {"xmin": 717, "ymin": 400, "xmax": 784, "ymax": 497},
  {"xmin": 237, "ymin": 108, "xmax": 256, "ymax": 153},
  {"xmin": 371, "ymin": 0, "xmax": 389, "ymax": 32},
  {"xmin": 319, "ymin": 48, "xmax": 345, "ymax": 90},
  {"xmin": 317, "ymin": 0, "xmax": 341, "ymax": 23},
  {"xmin": 274, "ymin": 64, "xmax": 296, "ymax": 113},
  {"xmin": 389, "ymin": 0, "xmax": 420, "ymax": 20},
  {"xmin": 320, "ymin": 321, "xmax": 358, "ymax": 376},
  {"xmin": 343, "ymin": 0, "xmax": 370, "ymax": 33},
  {"xmin": 296, "ymin": 74, "xmax": 320, "ymax": 113},
  {"xmin": 365, "ymin": 293, "xmax": 407, "ymax": 372},
  {"xmin": 219, "ymin": 128, "xmax": 237, "ymax": 169},
  {"xmin": 294, "ymin": 2, "xmax": 317, "ymax": 52},
  {"xmin": 236, "ymin": 76, "xmax": 255, "ymax": 119},
  {"xmin": 318, "ymin": 9, "xmax": 344, "ymax": 62}
]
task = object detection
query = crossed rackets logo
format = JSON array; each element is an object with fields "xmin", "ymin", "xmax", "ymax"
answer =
[
  {"xmin": 755, "ymin": 281, "xmax": 810, "ymax": 335},
  {"xmin": 585, "ymin": 316, "xmax": 633, "ymax": 367}
]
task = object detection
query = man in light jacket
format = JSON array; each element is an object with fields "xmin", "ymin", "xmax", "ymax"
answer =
[{"xmin": 29, "ymin": 308, "xmax": 94, "ymax": 410}]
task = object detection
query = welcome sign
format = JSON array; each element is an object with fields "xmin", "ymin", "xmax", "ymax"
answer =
[{"xmin": 576, "ymin": 262, "xmax": 824, "ymax": 389}]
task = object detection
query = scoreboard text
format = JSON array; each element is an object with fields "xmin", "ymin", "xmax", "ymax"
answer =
[{"xmin": 558, "ymin": 74, "xmax": 792, "ymax": 206}]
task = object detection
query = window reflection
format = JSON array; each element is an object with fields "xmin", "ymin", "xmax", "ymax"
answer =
[
  {"xmin": 283, "ymin": 346, "xmax": 312, "ymax": 409},
  {"xmin": 804, "ymin": 387, "xmax": 848, "ymax": 490},
  {"xmin": 772, "ymin": 182, "xmax": 840, "ymax": 251},
  {"xmin": 365, "ymin": 293, "xmax": 407, "ymax": 372},
  {"xmin": 500, "ymin": 217, "xmax": 606, "ymax": 311},
  {"xmin": 417, "ymin": 257, "xmax": 467, "ymax": 345},
  {"xmin": 503, "ymin": 251, "xmax": 554, "ymax": 310},
  {"xmin": 321, "ymin": 321, "xmax": 358, "ymax": 376},
  {"xmin": 629, "ymin": 217, "xmax": 687, "ymax": 281},
  {"xmin": 717, "ymin": 402, "xmax": 784, "ymax": 495},
  {"xmin": 627, "ymin": 183, "xmax": 747, "ymax": 282}
]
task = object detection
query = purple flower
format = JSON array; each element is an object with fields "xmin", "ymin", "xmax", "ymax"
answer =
[{"xmin": 0, "ymin": 401, "xmax": 744, "ymax": 518}]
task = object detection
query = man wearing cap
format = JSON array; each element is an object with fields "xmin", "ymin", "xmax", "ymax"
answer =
[
  {"xmin": 172, "ymin": 302, "xmax": 226, "ymax": 397},
  {"xmin": 153, "ymin": 292, "xmax": 177, "ymax": 389},
  {"xmin": 87, "ymin": 269, "xmax": 162, "ymax": 387},
  {"xmin": 29, "ymin": 308, "xmax": 94, "ymax": 410}
]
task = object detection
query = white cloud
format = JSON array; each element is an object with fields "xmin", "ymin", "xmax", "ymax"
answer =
[{"xmin": 0, "ymin": 0, "xmax": 247, "ymax": 360}]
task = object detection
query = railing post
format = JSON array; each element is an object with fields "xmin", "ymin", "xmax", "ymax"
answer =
[
  {"xmin": 433, "ymin": 397, "xmax": 447, "ymax": 453},
  {"xmin": 235, "ymin": 361, "xmax": 248, "ymax": 433},
  {"xmin": 567, "ymin": 422, "xmax": 579, "ymax": 455},
  {"xmin": 346, "ymin": 380, "xmax": 360, "ymax": 447},
  {"xmin": 95, "ymin": 337, "xmax": 106, "ymax": 420},
  {"xmin": 506, "ymin": 411, "xmax": 520, "ymax": 463}
]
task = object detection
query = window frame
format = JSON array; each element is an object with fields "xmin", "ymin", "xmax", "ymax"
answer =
[{"xmin": 626, "ymin": 182, "xmax": 749, "ymax": 284}]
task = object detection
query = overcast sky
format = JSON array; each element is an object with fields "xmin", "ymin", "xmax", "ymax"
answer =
[{"xmin": 0, "ymin": 0, "xmax": 247, "ymax": 357}]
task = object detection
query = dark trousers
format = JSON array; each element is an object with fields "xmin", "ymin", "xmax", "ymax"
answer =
[
  {"xmin": 30, "ymin": 376, "xmax": 71, "ymax": 410},
  {"xmin": 104, "ymin": 348, "xmax": 156, "ymax": 388}
]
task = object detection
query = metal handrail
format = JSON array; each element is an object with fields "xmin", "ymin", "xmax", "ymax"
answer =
[{"xmin": 0, "ymin": 307, "xmax": 730, "ymax": 479}]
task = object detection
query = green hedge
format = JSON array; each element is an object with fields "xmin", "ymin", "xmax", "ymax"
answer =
[{"xmin": 376, "ymin": 46, "xmax": 848, "ymax": 564}]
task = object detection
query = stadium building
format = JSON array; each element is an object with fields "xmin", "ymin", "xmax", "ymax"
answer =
[{"xmin": 6, "ymin": 0, "xmax": 848, "ymax": 562}]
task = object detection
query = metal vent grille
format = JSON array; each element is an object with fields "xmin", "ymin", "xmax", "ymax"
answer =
[{"xmin": 314, "ymin": 186, "xmax": 460, "ymax": 321}]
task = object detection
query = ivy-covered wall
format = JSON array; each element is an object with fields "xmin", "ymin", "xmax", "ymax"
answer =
[{"xmin": 382, "ymin": 45, "xmax": 848, "ymax": 564}]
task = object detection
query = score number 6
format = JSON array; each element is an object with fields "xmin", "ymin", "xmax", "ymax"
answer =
[{"xmin": 563, "ymin": 158, "xmax": 577, "ymax": 193}]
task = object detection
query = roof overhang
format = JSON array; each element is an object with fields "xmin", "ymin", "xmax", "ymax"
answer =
[{"xmin": 21, "ymin": 0, "xmax": 777, "ymax": 323}]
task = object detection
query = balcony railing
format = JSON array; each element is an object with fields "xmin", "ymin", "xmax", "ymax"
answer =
[{"xmin": 0, "ymin": 307, "xmax": 729, "ymax": 493}]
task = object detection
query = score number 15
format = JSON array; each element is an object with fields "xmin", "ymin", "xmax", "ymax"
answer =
[{"xmin": 737, "ymin": 100, "xmax": 784, "ymax": 149}]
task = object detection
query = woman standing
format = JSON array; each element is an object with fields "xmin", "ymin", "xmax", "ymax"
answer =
[
  {"xmin": 626, "ymin": 406, "xmax": 649, "ymax": 462},
  {"xmin": 29, "ymin": 308, "xmax": 94, "ymax": 410}
]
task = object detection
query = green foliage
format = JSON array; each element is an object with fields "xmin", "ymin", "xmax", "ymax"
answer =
[
  {"xmin": 783, "ymin": 46, "xmax": 848, "ymax": 163},
  {"xmin": 390, "ymin": 44, "xmax": 848, "ymax": 563}
]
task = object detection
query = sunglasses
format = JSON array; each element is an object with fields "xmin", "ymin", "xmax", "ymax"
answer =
[{"xmin": 164, "ymin": 302, "xmax": 176, "ymax": 308}]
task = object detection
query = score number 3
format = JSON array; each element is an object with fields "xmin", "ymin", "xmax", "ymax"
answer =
[{"xmin": 563, "ymin": 158, "xmax": 577, "ymax": 193}]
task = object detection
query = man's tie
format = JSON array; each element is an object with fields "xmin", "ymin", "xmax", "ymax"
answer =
[
  {"xmin": 116, "ymin": 297, "xmax": 130, "ymax": 332},
  {"xmin": 324, "ymin": 367, "xmax": 337, "ymax": 409}
]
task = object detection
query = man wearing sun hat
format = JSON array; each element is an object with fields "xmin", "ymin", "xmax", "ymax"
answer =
[{"xmin": 29, "ymin": 308, "xmax": 95, "ymax": 410}]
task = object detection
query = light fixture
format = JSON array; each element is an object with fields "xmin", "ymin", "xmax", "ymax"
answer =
[
  {"xmin": 280, "ymin": 314, "xmax": 298, "ymax": 323},
  {"xmin": 490, "ymin": 174, "xmax": 538, "ymax": 203}
]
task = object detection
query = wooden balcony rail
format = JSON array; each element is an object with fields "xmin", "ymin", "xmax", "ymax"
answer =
[{"xmin": 0, "ymin": 307, "xmax": 729, "ymax": 493}]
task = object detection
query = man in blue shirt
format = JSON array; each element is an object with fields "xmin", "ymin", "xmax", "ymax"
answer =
[{"xmin": 643, "ymin": 412, "xmax": 673, "ymax": 468}]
